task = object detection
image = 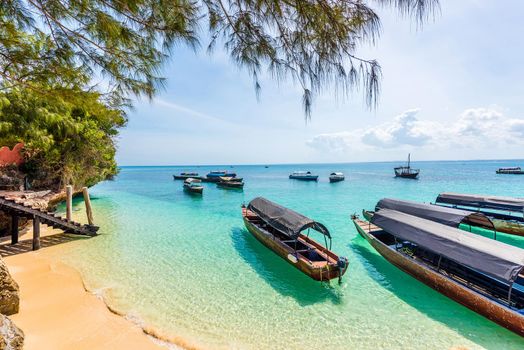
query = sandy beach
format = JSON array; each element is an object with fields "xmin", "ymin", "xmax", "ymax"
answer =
[{"xmin": 1, "ymin": 226, "xmax": 164, "ymax": 350}]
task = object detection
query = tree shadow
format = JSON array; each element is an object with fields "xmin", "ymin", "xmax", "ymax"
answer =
[
  {"xmin": 0, "ymin": 233, "xmax": 88, "ymax": 257},
  {"xmin": 231, "ymin": 227, "xmax": 343, "ymax": 306},
  {"xmin": 351, "ymin": 238, "xmax": 524, "ymax": 347}
]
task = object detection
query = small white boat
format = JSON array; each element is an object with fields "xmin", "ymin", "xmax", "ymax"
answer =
[{"xmin": 329, "ymin": 172, "xmax": 345, "ymax": 183}]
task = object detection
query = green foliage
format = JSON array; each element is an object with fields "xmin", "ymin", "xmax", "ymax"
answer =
[
  {"xmin": 0, "ymin": 88, "xmax": 127, "ymax": 189},
  {"xmin": 0, "ymin": 0, "xmax": 439, "ymax": 116}
]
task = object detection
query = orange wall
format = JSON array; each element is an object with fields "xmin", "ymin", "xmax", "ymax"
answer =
[{"xmin": 0, "ymin": 143, "xmax": 24, "ymax": 167}]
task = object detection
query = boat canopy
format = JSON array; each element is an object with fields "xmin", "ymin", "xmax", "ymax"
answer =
[
  {"xmin": 247, "ymin": 197, "xmax": 330, "ymax": 239},
  {"xmin": 330, "ymin": 172, "xmax": 343, "ymax": 176},
  {"xmin": 184, "ymin": 178, "xmax": 201, "ymax": 184},
  {"xmin": 436, "ymin": 193, "xmax": 524, "ymax": 213},
  {"xmin": 376, "ymin": 198, "xmax": 495, "ymax": 230},
  {"xmin": 371, "ymin": 209, "xmax": 524, "ymax": 283}
]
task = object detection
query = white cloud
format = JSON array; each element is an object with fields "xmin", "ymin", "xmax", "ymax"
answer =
[{"xmin": 306, "ymin": 107, "xmax": 524, "ymax": 156}]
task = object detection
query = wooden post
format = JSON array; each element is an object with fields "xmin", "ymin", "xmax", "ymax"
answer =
[
  {"xmin": 32, "ymin": 216, "xmax": 40, "ymax": 251},
  {"xmin": 82, "ymin": 187, "xmax": 94, "ymax": 225},
  {"xmin": 66, "ymin": 185, "xmax": 73, "ymax": 221},
  {"xmin": 10, "ymin": 215, "xmax": 19, "ymax": 245}
]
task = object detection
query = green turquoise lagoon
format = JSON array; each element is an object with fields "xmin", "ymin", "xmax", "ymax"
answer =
[{"xmin": 53, "ymin": 161, "xmax": 524, "ymax": 349}]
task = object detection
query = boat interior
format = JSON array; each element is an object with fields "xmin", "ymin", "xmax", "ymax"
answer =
[
  {"xmin": 368, "ymin": 228, "xmax": 524, "ymax": 311},
  {"xmin": 244, "ymin": 212, "xmax": 336, "ymax": 266}
]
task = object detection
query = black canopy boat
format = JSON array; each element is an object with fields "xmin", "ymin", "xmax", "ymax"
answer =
[
  {"xmin": 394, "ymin": 153, "xmax": 419, "ymax": 179},
  {"xmin": 329, "ymin": 172, "xmax": 345, "ymax": 183},
  {"xmin": 363, "ymin": 198, "xmax": 497, "ymax": 237},
  {"xmin": 352, "ymin": 209, "xmax": 524, "ymax": 337},
  {"xmin": 242, "ymin": 197, "xmax": 348, "ymax": 282},
  {"xmin": 435, "ymin": 193, "xmax": 524, "ymax": 237}
]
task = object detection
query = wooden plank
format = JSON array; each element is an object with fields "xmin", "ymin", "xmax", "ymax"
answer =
[
  {"xmin": 82, "ymin": 187, "xmax": 94, "ymax": 225},
  {"xmin": 10, "ymin": 215, "xmax": 18, "ymax": 245},
  {"xmin": 32, "ymin": 216, "xmax": 40, "ymax": 251},
  {"xmin": 66, "ymin": 185, "xmax": 73, "ymax": 221}
]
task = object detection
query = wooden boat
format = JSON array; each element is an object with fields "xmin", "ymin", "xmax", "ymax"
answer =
[
  {"xmin": 435, "ymin": 193, "xmax": 524, "ymax": 237},
  {"xmin": 289, "ymin": 171, "xmax": 319, "ymax": 181},
  {"xmin": 207, "ymin": 170, "xmax": 237, "ymax": 178},
  {"xmin": 183, "ymin": 178, "xmax": 203, "ymax": 194},
  {"xmin": 329, "ymin": 172, "xmax": 345, "ymax": 183},
  {"xmin": 365, "ymin": 198, "xmax": 497, "ymax": 237},
  {"xmin": 242, "ymin": 197, "xmax": 348, "ymax": 282},
  {"xmin": 497, "ymin": 167, "xmax": 524, "ymax": 174},
  {"xmin": 394, "ymin": 153, "xmax": 419, "ymax": 179},
  {"xmin": 352, "ymin": 209, "xmax": 524, "ymax": 337},
  {"xmin": 217, "ymin": 176, "xmax": 244, "ymax": 189},
  {"xmin": 173, "ymin": 172, "xmax": 200, "ymax": 180}
]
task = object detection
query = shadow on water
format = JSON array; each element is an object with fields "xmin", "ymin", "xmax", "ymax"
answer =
[
  {"xmin": 231, "ymin": 227, "xmax": 343, "ymax": 306},
  {"xmin": 351, "ymin": 238, "xmax": 524, "ymax": 347}
]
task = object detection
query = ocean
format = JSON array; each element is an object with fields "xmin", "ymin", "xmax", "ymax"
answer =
[{"xmin": 53, "ymin": 160, "xmax": 524, "ymax": 349}]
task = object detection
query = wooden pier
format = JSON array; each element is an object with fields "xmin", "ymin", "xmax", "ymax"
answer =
[{"xmin": 0, "ymin": 194, "xmax": 98, "ymax": 251}]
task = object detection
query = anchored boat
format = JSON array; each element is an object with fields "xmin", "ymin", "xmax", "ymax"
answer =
[
  {"xmin": 352, "ymin": 209, "xmax": 524, "ymax": 337},
  {"xmin": 364, "ymin": 198, "xmax": 497, "ymax": 237},
  {"xmin": 242, "ymin": 197, "xmax": 348, "ymax": 282},
  {"xmin": 435, "ymin": 192, "xmax": 524, "ymax": 237},
  {"xmin": 183, "ymin": 178, "xmax": 203, "ymax": 194},
  {"xmin": 394, "ymin": 153, "xmax": 419, "ymax": 179},
  {"xmin": 205, "ymin": 170, "xmax": 237, "ymax": 182},
  {"xmin": 289, "ymin": 171, "xmax": 319, "ymax": 181},
  {"xmin": 497, "ymin": 167, "xmax": 524, "ymax": 175},
  {"xmin": 329, "ymin": 172, "xmax": 345, "ymax": 183},
  {"xmin": 217, "ymin": 176, "xmax": 244, "ymax": 189},
  {"xmin": 173, "ymin": 172, "xmax": 200, "ymax": 180}
]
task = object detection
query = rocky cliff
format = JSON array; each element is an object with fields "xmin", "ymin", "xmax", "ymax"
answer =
[
  {"xmin": 0, "ymin": 314, "xmax": 24, "ymax": 350},
  {"xmin": 0, "ymin": 258, "xmax": 19, "ymax": 316}
]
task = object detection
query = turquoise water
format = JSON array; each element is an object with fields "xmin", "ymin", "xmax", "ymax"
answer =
[{"xmin": 55, "ymin": 161, "xmax": 524, "ymax": 349}]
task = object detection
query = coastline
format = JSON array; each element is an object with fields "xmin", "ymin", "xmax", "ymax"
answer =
[{"xmin": 0, "ymin": 226, "xmax": 176, "ymax": 350}]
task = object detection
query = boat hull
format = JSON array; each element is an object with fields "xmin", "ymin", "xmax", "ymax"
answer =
[
  {"xmin": 289, "ymin": 175, "xmax": 318, "ymax": 181},
  {"xmin": 183, "ymin": 185, "xmax": 203, "ymax": 194},
  {"xmin": 217, "ymin": 182, "xmax": 244, "ymax": 189},
  {"xmin": 352, "ymin": 218, "xmax": 524, "ymax": 337},
  {"xmin": 329, "ymin": 177, "xmax": 344, "ymax": 183},
  {"xmin": 394, "ymin": 172, "xmax": 419, "ymax": 179},
  {"xmin": 492, "ymin": 219, "xmax": 524, "ymax": 237},
  {"xmin": 243, "ymin": 217, "xmax": 347, "ymax": 281}
]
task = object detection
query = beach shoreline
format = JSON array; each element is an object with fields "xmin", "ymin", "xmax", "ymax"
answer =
[{"xmin": 0, "ymin": 226, "xmax": 178, "ymax": 350}]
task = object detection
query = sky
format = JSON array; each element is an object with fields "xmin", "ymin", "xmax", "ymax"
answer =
[{"xmin": 117, "ymin": 1, "xmax": 524, "ymax": 166}]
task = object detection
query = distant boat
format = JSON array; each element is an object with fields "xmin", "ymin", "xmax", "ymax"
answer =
[
  {"xmin": 394, "ymin": 154, "xmax": 419, "ymax": 179},
  {"xmin": 497, "ymin": 167, "xmax": 524, "ymax": 175},
  {"xmin": 183, "ymin": 178, "xmax": 203, "ymax": 194},
  {"xmin": 289, "ymin": 171, "xmax": 319, "ymax": 181},
  {"xmin": 173, "ymin": 172, "xmax": 199, "ymax": 180},
  {"xmin": 242, "ymin": 197, "xmax": 348, "ymax": 282},
  {"xmin": 329, "ymin": 172, "xmax": 345, "ymax": 183},
  {"xmin": 265, "ymin": 165, "xmax": 269, "ymax": 168},
  {"xmin": 217, "ymin": 176, "xmax": 244, "ymax": 189},
  {"xmin": 352, "ymin": 210, "xmax": 524, "ymax": 337},
  {"xmin": 205, "ymin": 170, "xmax": 237, "ymax": 182}
]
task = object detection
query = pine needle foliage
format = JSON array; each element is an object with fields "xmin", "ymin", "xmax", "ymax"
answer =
[{"xmin": 1, "ymin": 0, "xmax": 439, "ymax": 117}]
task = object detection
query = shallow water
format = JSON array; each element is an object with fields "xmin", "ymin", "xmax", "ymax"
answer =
[{"xmin": 54, "ymin": 161, "xmax": 524, "ymax": 349}]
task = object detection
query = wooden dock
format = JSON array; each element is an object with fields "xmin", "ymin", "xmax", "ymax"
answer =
[{"xmin": 0, "ymin": 194, "xmax": 98, "ymax": 251}]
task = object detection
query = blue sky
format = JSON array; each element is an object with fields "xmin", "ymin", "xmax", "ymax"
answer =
[{"xmin": 117, "ymin": 1, "xmax": 524, "ymax": 166}]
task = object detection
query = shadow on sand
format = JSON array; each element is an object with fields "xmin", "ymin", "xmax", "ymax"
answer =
[
  {"xmin": 0, "ymin": 233, "xmax": 88, "ymax": 257},
  {"xmin": 231, "ymin": 227, "xmax": 343, "ymax": 306},
  {"xmin": 351, "ymin": 238, "xmax": 524, "ymax": 347}
]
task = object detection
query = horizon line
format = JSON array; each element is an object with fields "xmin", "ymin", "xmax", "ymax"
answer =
[{"xmin": 117, "ymin": 157, "xmax": 524, "ymax": 168}]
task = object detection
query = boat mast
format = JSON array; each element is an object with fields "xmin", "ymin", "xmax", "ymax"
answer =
[{"xmin": 407, "ymin": 153, "xmax": 411, "ymax": 169}]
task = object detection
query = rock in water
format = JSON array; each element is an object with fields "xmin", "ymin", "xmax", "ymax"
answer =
[
  {"xmin": 0, "ymin": 314, "xmax": 24, "ymax": 350},
  {"xmin": 0, "ymin": 258, "xmax": 19, "ymax": 315}
]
